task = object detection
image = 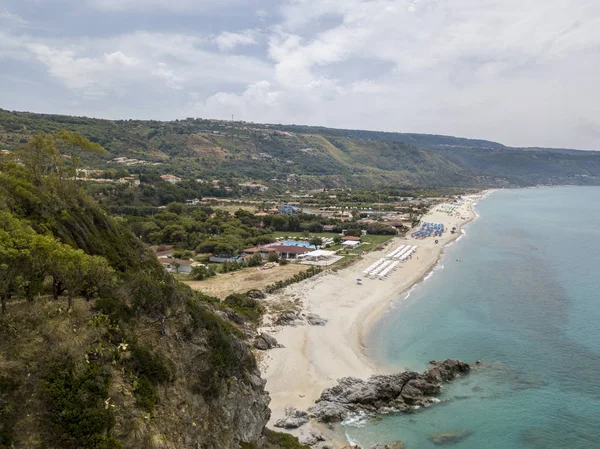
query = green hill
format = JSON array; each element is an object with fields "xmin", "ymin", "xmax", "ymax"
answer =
[
  {"xmin": 1, "ymin": 109, "xmax": 600, "ymax": 188},
  {"xmin": 0, "ymin": 132, "xmax": 305, "ymax": 449}
]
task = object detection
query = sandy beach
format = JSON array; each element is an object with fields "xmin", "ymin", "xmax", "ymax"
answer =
[{"xmin": 259, "ymin": 194, "xmax": 485, "ymax": 445}]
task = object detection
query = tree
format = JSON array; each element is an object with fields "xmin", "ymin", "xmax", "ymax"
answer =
[
  {"xmin": 166, "ymin": 202, "xmax": 185, "ymax": 215},
  {"xmin": 309, "ymin": 237, "xmax": 323, "ymax": 248}
]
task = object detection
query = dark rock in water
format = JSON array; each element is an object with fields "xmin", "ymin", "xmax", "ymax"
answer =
[
  {"xmin": 307, "ymin": 313, "xmax": 328, "ymax": 326},
  {"xmin": 275, "ymin": 311, "xmax": 298, "ymax": 326},
  {"xmin": 309, "ymin": 360, "xmax": 471, "ymax": 423},
  {"xmin": 427, "ymin": 429, "xmax": 472, "ymax": 445},
  {"xmin": 372, "ymin": 441, "xmax": 406, "ymax": 449},
  {"xmin": 274, "ymin": 407, "xmax": 309, "ymax": 429},
  {"xmin": 253, "ymin": 332, "xmax": 281, "ymax": 350}
]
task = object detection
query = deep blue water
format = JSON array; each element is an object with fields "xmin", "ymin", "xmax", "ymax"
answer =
[{"xmin": 346, "ymin": 187, "xmax": 600, "ymax": 449}]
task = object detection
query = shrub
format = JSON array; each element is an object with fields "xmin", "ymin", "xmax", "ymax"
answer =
[
  {"xmin": 41, "ymin": 357, "xmax": 123, "ymax": 449},
  {"xmin": 133, "ymin": 375, "xmax": 158, "ymax": 412},
  {"xmin": 264, "ymin": 267, "xmax": 322, "ymax": 294}
]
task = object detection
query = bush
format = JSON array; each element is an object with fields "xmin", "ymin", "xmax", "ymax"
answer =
[
  {"xmin": 190, "ymin": 265, "xmax": 216, "ymax": 280},
  {"xmin": 133, "ymin": 375, "xmax": 158, "ymax": 412},
  {"xmin": 223, "ymin": 293, "xmax": 264, "ymax": 323},
  {"xmin": 129, "ymin": 343, "xmax": 173, "ymax": 384},
  {"xmin": 264, "ymin": 267, "xmax": 322, "ymax": 294},
  {"xmin": 41, "ymin": 358, "xmax": 123, "ymax": 449},
  {"xmin": 279, "ymin": 258, "xmax": 289, "ymax": 266}
]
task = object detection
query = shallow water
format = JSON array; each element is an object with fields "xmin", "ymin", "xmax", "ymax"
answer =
[{"xmin": 347, "ymin": 187, "xmax": 600, "ymax": 449}]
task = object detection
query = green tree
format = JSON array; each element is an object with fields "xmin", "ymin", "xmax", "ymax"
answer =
[{"xmin": 309, "ymin": 236, "xmax": 323, "ymax": 247}]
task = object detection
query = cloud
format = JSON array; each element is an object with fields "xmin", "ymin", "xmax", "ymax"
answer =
[
  {"xmin": 86, "ymin": 0, "xmax": 241, "ymax": 12},
  {"xmin": 1, "ymin": 0, "xmax": 600, "ymax": 148},
  {"xmin": 152, "ymin": 62, "xmax": 184, "ymax": 90},
  {"xmin": 214, "ymin": 30, "xmax": 258, "ymax": 52},
  {"xmin": 0, "ymin": 9, "xmax": 29, "ymax": 27}
]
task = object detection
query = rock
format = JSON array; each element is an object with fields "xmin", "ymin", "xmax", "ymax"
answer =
[
  {"xmin": 372, "ymin": 441, "xmax": 406, "ymax": 449},
  {"xmin": 427, "ymin": 429, "xmax": 472, "ymax": 445},
  {"xmin": 246, "ymin": 289, "xmax": 266, "ymax": 299},
  {"xmin": 299, "ymin": 430, "xmax": 326, "ymax": 446},
  {"xmin": 310, "ymin": 360, "xmax": 471, "ymax": 423},
  {"xmin": 275, "ymin": 311, "xmax": 298, "ymax": 326},
  {"xmin": 253, "ymin": 332, "xmax": 280, "ymax": 350},
  {"xmin": 274, "ymin": 407, "xmax": 309, "ymax": 429},
  {"xmin": 307, "ymin": 313, "xmax": 328, "ymax": 326}
]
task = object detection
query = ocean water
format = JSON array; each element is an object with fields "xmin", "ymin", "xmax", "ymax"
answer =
[{"xmin": 346, "ymin": 187, "xmax": 600, "ymax": 449}]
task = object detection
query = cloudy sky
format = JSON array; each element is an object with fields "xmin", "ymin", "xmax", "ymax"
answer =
[{"xmin": 1, "ymin": 0, "xmax": 600, "ymax": 149}]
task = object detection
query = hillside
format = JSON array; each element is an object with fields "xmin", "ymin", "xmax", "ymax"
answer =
[
  {"xmin": 0, "ymin": 132, "xmax": 305, "ymax": 449},
  {"xmin": 1, "ymin": 109, "xmax": 600, "ymax": 188}
]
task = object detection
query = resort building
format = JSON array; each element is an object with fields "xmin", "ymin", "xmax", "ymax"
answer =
[{"xmin": 160, "ymin": 174, "xmax": 182, "ymax": 184}]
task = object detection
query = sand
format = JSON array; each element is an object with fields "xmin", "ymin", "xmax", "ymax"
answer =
[{"xmin": 258, "ymin": 194, "xmax": 485, "ymax": 445}]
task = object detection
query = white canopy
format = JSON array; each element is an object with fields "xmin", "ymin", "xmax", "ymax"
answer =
[{"xmin": 342, "ymin": 240, "xmax": 361, "ymax": 247}]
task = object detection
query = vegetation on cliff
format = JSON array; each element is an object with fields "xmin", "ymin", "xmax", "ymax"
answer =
[{"xmin": 0, "ymin": 131, "xmax": 279, "ymax": 448}]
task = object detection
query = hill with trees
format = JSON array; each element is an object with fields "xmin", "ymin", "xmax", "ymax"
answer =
[
  {"xmin": 2, "ymin": 109, "xmax": 600, "ymax": 190},
  {"xmin": 0, "ymin": 131, "xmax": 306, "ymax": 449}
]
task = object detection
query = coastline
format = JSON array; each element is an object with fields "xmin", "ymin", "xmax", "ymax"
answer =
[{"xmin": 258, "ymin": 192, "xmax": 489, "ymax": 446}]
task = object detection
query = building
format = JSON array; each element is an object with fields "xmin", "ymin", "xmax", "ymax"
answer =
[
  {"xmin": 323, "ymin": 225, "xmax": 337, "ymax": 232},
  {"xmin": 118, "ymin": 176, "xmax": 140, "ymax": 186},
  {"xmin": 243, "ymin": 244, "xmax": 313, "ymax": 260},
  {"xmin": 341, "ymin": 235, "xmax": 362, "ymax": 242},
  {"xmin": 160, "ymin": 174, "xmax": 182, "ymax": 184},
  {"xmin": 159, "ymin": 257, "xmax": 198, "ymax": 274},
  {"xmin": 239, "ymin": 182, "xmax": 269, "ymax": 192}
]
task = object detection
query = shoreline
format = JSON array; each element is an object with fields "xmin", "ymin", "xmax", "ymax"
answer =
[{"xmin": 258, "ymin": 192, "xmax": 490, "ymax": 446}]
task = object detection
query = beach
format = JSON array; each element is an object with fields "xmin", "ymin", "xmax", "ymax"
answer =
[{"xmin": 259, "ymin": 194, "xmax": 485, "ymax": 445}]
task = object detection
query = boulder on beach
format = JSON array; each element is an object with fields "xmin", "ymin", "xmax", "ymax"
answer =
[
  {"xmin": 299, "ymin": 430, "xmax": 326, "ymax": 446},
  {"xmin": 253, "ymin": 332, "xmax": 280, "ymax": 350},
  {"xmin": 274, "ymin": 407, "xmax": 309, "ymax": 429},
  {"xmin": 307, "ymin": 313, "xmax": 328, "ymax": 326},
  {"xmin": 427, "ymin": 429, "xmax": 472, "ymax": 445},
  {"xmin": 275, "ymin": 311, "xmax": 298, "ymax": 326}
]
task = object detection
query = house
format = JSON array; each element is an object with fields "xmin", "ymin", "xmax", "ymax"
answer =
[
  {"xmin": 160, "ymin": 174, "xmax": 182, "ymax": 184},
  {"xmin": 268, "ymin": 245, "xmax": 313, "ymax": 259},
  {"xmin": 323, "ymin": 225, "xmax": 336, "ymax": 232},
  {"xmin": 242, "ymin": 244, "xmax": 313, "ymax": 260},
  {"xmin": 159, "ymin": 257, "xmax": 195, "ymax": 274},
  {"xmin": 239, "ymin": 182, "xmax": 269, "ymax": 192},
  {"xmin": 118, "ymin": 176, "xmax": 140, "ymax": 186},
  {"xmin": 342, "ymin": 240, "xmax": 361, "ymax": 249},
  {"xmin": 341, "ymin": 235, "xmax": 362, "ymax": 242}
]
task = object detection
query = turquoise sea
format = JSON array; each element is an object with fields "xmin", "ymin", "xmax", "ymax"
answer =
[{"xmin": 345, "ymin": 187, "xmax": 600, "ymax": 449}]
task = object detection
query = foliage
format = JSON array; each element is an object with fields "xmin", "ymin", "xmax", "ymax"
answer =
[
  {"xmin": 264, "ymin": 267, "xmax": 323, "ymax": 294},
  {"xmin": 41, "ymin": 357, "xmax": 123, "ymax": 449},
  {"xmin": 222, "ymin": 293, "xmax": 264, "ymax": 324},
  {"xmin": 261, "ymin": 428, "xmax": 310, "ymax": 449},
  {"xmin": 190, "ymin": 265, "xmax": 216, "ymax": 280}
]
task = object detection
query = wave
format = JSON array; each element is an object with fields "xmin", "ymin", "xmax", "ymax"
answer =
[{"xmin": 341, "ymin": 411, "xmax": 368, "ymax": 427}]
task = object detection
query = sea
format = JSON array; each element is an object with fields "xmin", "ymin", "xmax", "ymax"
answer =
[{"xmin": 345, "ymin": 187, "xmax": 600, "ymax": 449}]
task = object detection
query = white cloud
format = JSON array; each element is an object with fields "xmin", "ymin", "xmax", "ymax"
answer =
[
  {"xmin": 152, "ymin": 62, "xmax": 184, "ymax": 90},
  {"xmin": 2, "ymin": 0, "xmax": 600, "ymax": 148},
  {"xmin": 214, "ymin": 30, "xmax": 258, "ymax": 52},
  {"xmin": 86, "ymin": 0, "xmax": 240, "ymax": 12},
  {"xmin": 0, "ymin": 9, "xmax": 29, "ymax": 27}
]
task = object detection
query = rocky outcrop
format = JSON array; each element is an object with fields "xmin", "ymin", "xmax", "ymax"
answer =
[
  {"xmin": 309, "ymin": 360, "xmax": 470, "ymax": 423},
  {"xmin": 253, "ymin": 332, "xmax": 281, "ymax": 350},
  {"xmin": 428, "ymin": 429, "xmax": 472, "ymax": 445},
  {"xmin": 306, "ymin": 313, "xmax": 328, "ymax": 326},
  {"xmin": 275, "ymin": 311, "xmax": 298, "ymax": 326},
  {"xmin": 299, "ymin": 430, "xmax": 326, "ymax": 446},
  {"xmin": 274, "ymin": 407, "xmax": 310, "ymax": 429},
  {"xmin": 372, "ymin": 442, "xmax": 406, "ymax": 449}
]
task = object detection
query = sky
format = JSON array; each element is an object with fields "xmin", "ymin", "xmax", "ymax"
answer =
[{"xmin": 1, "ymin": 0, "xmax": 600, "ymax": 149}]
